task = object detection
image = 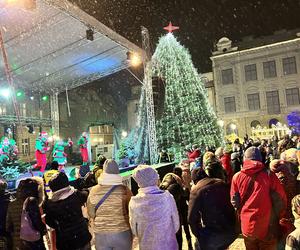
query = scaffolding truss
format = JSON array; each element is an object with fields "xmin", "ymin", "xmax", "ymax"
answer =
[
  {"xmin": 50, "ymin": 92, "xmax": 60, "ymax": 136},
  {"xmin": 142, "ymin": 27, "xmax": 158, "ymax": 164}
]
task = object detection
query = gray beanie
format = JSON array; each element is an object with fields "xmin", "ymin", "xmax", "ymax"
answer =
[
  {"xmin": 103, "ymin": 159, "xmax": 119, "ymax": 174},
  {"xmin": 244, "ymin": 146, "xmax": 262, "ymax": 162},
  {"xmin": 133, "ymin": 165, "xmax": 159, "ymax": 188}
]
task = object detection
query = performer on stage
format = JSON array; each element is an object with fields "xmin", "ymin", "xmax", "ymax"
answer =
[
  {"xmin": 52, "ymin": 138, "xmax": 73, "ymax": 171},
  {"xmin": 35, "ymin": 131, "xmax": 50, "ymax": 172},
  {"xmin": 0, "ymin": 136, "xmax": 18, "ymax": 165},
  {"xmin": 78, "ymin": 132, "xmax": 89, "ymax": 166}
]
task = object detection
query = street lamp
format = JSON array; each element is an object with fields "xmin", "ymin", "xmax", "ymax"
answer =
[
  {"xmin": 127, "ymin": 51, "xmax": 142, "ymax": 67},
  {"xmin": 217, "ymin": 120, "xmax": 224, "ymax": 127},
  {"xmin": 230, "ymin": 123, "xmax": 237, "ymax": 131}
]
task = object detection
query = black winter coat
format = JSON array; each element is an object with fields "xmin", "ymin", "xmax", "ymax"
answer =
[
  {"xmin": 44, "ymin": 190, "xmax": 91, "ymax": 250},
  {"xmin": 188, "ymin": 178, "xmax": 237, "ymax": 250},
  {"xmin": 6, "ymin": 197, "xmax": 46, "ymax": 250},
  {"xmin": 0, "ymin": 191, "xmax": 11, "ymax": 237}
]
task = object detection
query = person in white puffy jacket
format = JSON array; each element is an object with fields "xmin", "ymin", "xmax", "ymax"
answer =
[{"xmin": 129, "ymin": 165, "xmax": 180, "ymax": 250}]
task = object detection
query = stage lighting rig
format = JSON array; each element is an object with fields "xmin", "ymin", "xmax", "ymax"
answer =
[
  {"xmin": 26, "ymin": 124, "xmax": 34, "ymax": 134},
  {"xmin": 86, "ymin": 28, "xmax": 94, "ymax": 41}
]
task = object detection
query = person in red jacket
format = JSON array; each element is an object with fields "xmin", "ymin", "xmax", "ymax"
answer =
[
  {"xmin": 215, "ymin": 147, "xmax": 233, "ymax": 184},
  {"xmin": 187, "ymin": 144, "xmax": 201, "ymax": 163},
  {"xmin": 230, "ymin": 146, "xmax": 287, "ymax": 250}
]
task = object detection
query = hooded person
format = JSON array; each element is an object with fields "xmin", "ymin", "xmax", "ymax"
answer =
[
  {"xmin": 44, "ymin": 172, "xmax": 92, "ymax": 250},
  {"xmin": 160, "ymin": 168, "xmax": 192, "ymax": 250},
  {"xmin": 230, "ymin": 146, "xmax": 287, "ymax": 249},
  {"xmin": 6, "ymin": 177, "xmax": 46, "ymax": 250},
  {"xmin": 87, "ymin": 159, "xmax": 133, "ymax": 250},
  {"xmin": 286, "ymin": 194, "xmax": 300, "ymax": 250},
  {"xmin": 129, "ymin": 165, "xmax": 180, "ymax": 250}
]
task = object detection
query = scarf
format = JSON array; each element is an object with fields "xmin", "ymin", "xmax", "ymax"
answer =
[
  {"xmin": 139, "ymin": 186, "xmax": 164, "ymax": 195},
  {"xmin": 98, "ymin": 173, "xmax": 123, "ymax": 186},
  {"xmin": 51, "ymin": 186, "xmax": 75, "ymax": 202}
]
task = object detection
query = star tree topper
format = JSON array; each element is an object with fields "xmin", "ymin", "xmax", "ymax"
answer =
[{"xmin": 163, "ymin": 22, "xmax": 179, "ymax": 33}]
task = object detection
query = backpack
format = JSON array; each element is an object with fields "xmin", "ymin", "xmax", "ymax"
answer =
[{"xmin": 20, "ymin": 198, "xmax": 41, "ymax": 242}]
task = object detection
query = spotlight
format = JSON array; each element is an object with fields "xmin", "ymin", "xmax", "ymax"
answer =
[
  {"xmin": 16, "ymin": 90, "xmax": 24, "ymax": 98},
  {"xmin": 127, "ymin": 51, "xmax": 142, "ymax": 67},
  {"xmin": 121, "ymin": 131, "xmax": 128, "ymax": 138},
  {"xmin": 86, "ymin": 28, "xmax": 94, "ymax": 41},
  {"xmin": 30, "ymin": 96, "xmax": 34, "ymax": 100},
  {"xmin": 42, "ymin": 95, "xmax": 48, "ymax": 101},
  {"xmin": 0, "ymin": 88, "xmax": 11, "ymax": 98}
]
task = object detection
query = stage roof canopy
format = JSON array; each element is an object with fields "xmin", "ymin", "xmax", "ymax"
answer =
[{"xmin": 0, "ymin": 0, "xmax": 144, "ymax": 94}]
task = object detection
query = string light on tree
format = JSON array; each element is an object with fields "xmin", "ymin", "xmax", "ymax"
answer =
[{"xmin": 153, "ymin": 23, "xmax": 223, "ymax": 157}]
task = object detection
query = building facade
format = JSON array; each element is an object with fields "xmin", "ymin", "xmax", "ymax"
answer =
[{"xmin": 210, "ymin": 30, "xmax": 300, "ymax": 137}]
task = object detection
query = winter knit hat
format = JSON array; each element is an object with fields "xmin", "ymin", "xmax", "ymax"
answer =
[
  {"xmin": 103, "ymin": 159, "xmax": 120, "ymax": 174},
  {"xmin": 49, "ymin": 172, "xmax": 69, "ymax": 192},
  {"xmin": 281, "ymin": 148, "xmax": 298, "ymax": 164},
  {"xmin": 133, "ymin": 165, "xmax": 159, "ymax": 188},
  {"xmin": 244, "ymin": 146, "xmax": 262, "ymax": 162},
  {"xmin": 270, "ymin": 159, "xmax": 285, "ymax": 173},
  {"xmin": 215, "ymin": 147, "xmax": 224, "ymax": 158},
  {"xmin": 203, "ymin": 152, "xmax": 216, "ymax": 167}
]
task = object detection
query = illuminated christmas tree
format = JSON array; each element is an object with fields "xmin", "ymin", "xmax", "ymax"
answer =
[{"xmin": 152, "ymin": 29, "xmax": 223, "ymax": 154}]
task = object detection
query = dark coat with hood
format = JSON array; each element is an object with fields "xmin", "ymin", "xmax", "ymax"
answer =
[
  {"xmin": 160, "ymin": 173, "xmax": 188, "ymax": 225},
  {"xmin": 188, "ymin": 178, "xmax": 237, "ymax": 250},
  {"xmin": 43, "ymin": 187, "xmax": 91, "ymax": 250},
  {"xmin": 6, "ymin": 177, "xmax": 46, "ymax": 250}
]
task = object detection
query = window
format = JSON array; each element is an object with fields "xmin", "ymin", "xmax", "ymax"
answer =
[
  {"xmin": 224, "ymin": 96, "xmax": 236, "ymax": 113},
  {"xmin": 21, "ymin": 138, "xmax": 30, "ymax": 155},
  {"xmin": 19, "ymin": 103, "xmax": 26, "ymax": 117},
  {"xmin": 266, "ymin": 91, "xmax": 280, "ymax": 114},
  {"xmin": 269, "ymin": 118, "xmax": 279, "ymax": 128},
  {"xmin": 286, "ymin": 88, "xmax": 300, "ymax": 106},
  {"xmin": 0, "ymin": 103, "xmax": 6, "ymax": 115},
  {"xmin": 247, "ymin": 93, "xmax": 260, "ymax": 110},
  {"xmin": 251, "ymin": 120, "xmax": 261, "ymax": 128},
  {"xmin": 245, "ymin": 64, "xmax": 257, "ymax": 81},
  {"xmin": 104, "ymin": 147, "xmax": 108, "ymax": 153},
  {"xmin": 283, "ymin": 56, "xmax": 297, "ymax": 75},
  {"xmin": 221, "ymin": 68, "xmax": 233, "ymax": 85},
  {"xmin": 263, "ymin": 60, "xmax": 277, "ymax": 78}
]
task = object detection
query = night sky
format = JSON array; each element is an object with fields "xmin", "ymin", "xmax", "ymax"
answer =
[{"xmin": 71, "ymin": 0, "xmax": 300, "ymax": 72}]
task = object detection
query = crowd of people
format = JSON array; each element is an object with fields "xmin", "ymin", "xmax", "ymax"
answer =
[{"xmin": 0, "ymin": 134, "xmax": 300, "ymax": 250}]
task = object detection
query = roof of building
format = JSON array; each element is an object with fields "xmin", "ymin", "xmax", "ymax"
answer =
[
  {"xmin": 212, "ymin": 29, "xmax": 300, "ymax": 58},
  {"xmin": 0, "ymin": 0, "xmax": 144, "ymax": 94},
  {"xmin": 234, "ymin": 29, "xmax": 300, "ymax": 51}
]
